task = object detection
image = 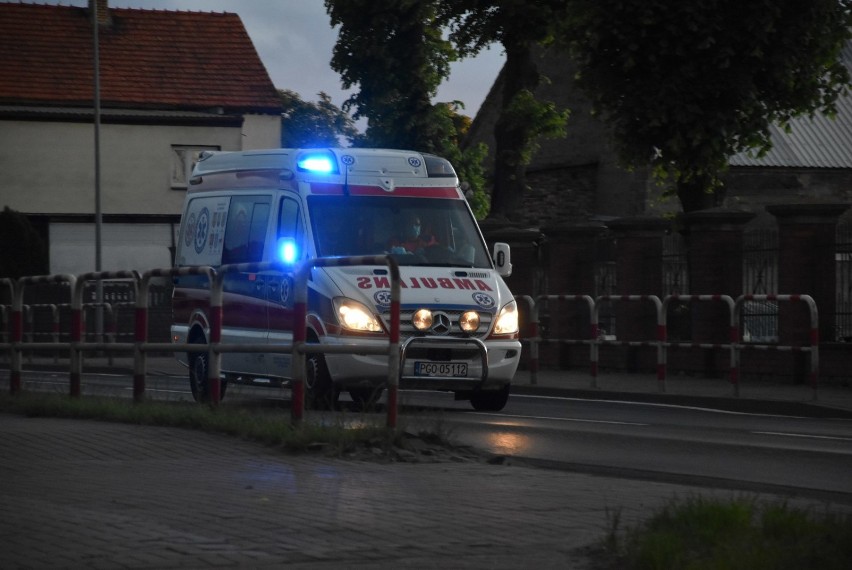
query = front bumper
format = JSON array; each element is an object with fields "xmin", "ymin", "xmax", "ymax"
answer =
[{"xmin": 323, "ymin": 335, "xmax": 521, "ymax": 391}]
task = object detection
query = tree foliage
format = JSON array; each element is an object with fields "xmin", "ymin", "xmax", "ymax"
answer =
[
  {"xmin": 440, "ymin": 0, "xmax": 569, "ymax": 220},
  {"xmin": 278, "ymin": 90, "xmax": 357, "ymax": 148},
  {"xmin": 561, "ymin": 0, "xmax": 852, "ymax": 213},
  {"xmin": 325, "ymin": 0, "xmax": 455, "ymax": 151},
  {"xmin": 0, "ymin": 207, "xmax": 48, "ymax": 279}
]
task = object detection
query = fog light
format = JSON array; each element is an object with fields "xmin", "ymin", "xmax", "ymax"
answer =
[
  {"xmin": 412, "ymin": 309, "xmax": 433, "ymax": 331},
  {"xmin": 459, "ymin": 311, "xmax": 480, "ymax": 332}
]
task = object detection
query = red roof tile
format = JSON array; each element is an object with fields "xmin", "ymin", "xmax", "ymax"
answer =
[{"xmin": 0, "ymin": 3, "xmax": 282, "ymax": 112}]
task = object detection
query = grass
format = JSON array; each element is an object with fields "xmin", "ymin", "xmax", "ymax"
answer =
[
  {"xmin": 599, "ymin": 495, "xmax": 852, "ymax": 570},
  {"xmin": 0, "ymin": 391, "xmax": 411, "ymax": 455}
]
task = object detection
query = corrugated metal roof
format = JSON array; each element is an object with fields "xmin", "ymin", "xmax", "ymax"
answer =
[{"xmin": 730, "ymin": 44, "xmax": 852, "ymax": 168}]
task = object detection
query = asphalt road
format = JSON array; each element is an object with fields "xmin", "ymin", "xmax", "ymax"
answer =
[{"xmin": 5, "ymin": 366, "xmax": 852, "ymax": 505}]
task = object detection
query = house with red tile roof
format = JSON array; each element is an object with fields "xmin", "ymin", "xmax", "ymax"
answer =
[{"xmin": 0, "ymin": 0, "xmax": 282, "ymax": 274}]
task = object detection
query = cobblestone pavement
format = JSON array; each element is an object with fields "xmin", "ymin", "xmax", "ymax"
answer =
[
  {"xmin": 2, "ymin": 412, "xmax": 823, "ymax": 570},
  {"xmin": 2, "ymin": 359, "xmax": 852, "ymax": 568}
]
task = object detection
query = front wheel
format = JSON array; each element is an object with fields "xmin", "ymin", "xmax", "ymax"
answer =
[
  {"xmin": 306, "ymin": 352, "xmax": 338, "ymax": 410},
  {"xmin": 188, "ymin": 349, "xmax": 228, "ymax": 403},
  {"xmin": 348, "ymin": 386, "xmax": 384, "ymax": 411},
  {"xmin": 469, "ymin": 384, "xmax": 509, "ymax": 412}
]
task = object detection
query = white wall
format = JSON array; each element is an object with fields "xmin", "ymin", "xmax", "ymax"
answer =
[
  {"xmin": 0, "ymin": 119, "xmax": 244, "ymax": 215},
  {"xmin": 1, "ymin": 112, "xmax": 280, "ymax": 276},
  {"xmin": 241, "ymin": 114, "xmax": 281, "ymax": 150},
  {"xmin": 49, "ymin": 222, "xmax": 177, "ymax": 275}
]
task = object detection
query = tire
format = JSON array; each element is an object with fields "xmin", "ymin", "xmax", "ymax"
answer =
[
  {"xmin": 348, "ymin": 386, "xmax": 384, "ymax": 411},
  {"xmin": 306, "ymin": 352, "xmax": 338, "ymax": 410},
  {"xmin": 470, "ymin": 384, "xmax": 510, "ymax": 412},
  {"xmin": 188, "ymin": 348, "xmax": 228, "ymax": 403}
]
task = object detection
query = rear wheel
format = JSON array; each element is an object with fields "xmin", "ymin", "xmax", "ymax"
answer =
[
  {"xmin": 188, "ymin": 347, "xmax": 228, "ymax": 403},
  {"xmin": 470, "ymin": 384, "xmax": 509, "ymax": 412}
]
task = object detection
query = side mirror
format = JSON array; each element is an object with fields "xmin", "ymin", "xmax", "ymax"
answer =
[{"xmin": 492, "ymin": 242, "xmax": 512, "ymax": 277}]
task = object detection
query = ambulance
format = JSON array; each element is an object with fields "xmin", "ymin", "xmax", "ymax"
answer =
[{"xmin": 171, "ymin": 148, "xmax": 520, "ymax": 411}]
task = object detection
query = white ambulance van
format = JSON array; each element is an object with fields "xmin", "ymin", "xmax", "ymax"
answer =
[{"xmin": 171, "ymin": 148, "xmax": 520, "ymax": 411}]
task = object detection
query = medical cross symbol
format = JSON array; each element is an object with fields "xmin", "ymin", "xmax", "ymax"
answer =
[{"xmin": 194, "ymin": 208, "xmax": 210, "ymax": 253}]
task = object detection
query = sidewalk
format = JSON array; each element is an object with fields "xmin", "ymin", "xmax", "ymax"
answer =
[{"xmin": 2, "ymin": 359, "xmax": 852, "ymax": 568}]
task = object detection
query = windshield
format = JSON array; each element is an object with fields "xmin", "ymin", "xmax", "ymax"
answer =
[{"xmin": 308, "ymin": 195, "xmax": 492, "ymax": 268}]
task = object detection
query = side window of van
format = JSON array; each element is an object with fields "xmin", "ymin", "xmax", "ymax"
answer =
[
  {"xmin": 222, "ymin": 196, "xmax": 270, "ymax": 265},
  {"xmin": 278, "ymin": 197, "xmax": 303, "ymax": 242}
]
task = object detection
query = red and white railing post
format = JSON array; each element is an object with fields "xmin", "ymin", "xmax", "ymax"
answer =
[
  {"xmin": 528, "ymin": 295, "xmax": 596, "ymax": 387},
  {"xmin": 73, "ymin": 272, "xmax": 139, "ymax": 398},
  {"xmin": 734, "ymin": 294, "xmax": 819, "ymax": 401},
  {"xmin": 662, "ymin": 295, "xmax": 737, "ymax": 395},
  {"xmin": 292, "ymin": 255, "xmax": 401, "ymax": 427},
  {"xmin": 514, "ymin": 295, "xmax": 538, "ymax": 384},
  {"xmin": 7, "ymin": 278, "xmax": 23, "ymax": 394},
  {"xmin": 208, "ymin": 271, "xmax": 225, "ymax": 406},
  {"xmin": 594, "ymin": 295, "xmax": 664, "ymax": 391}
]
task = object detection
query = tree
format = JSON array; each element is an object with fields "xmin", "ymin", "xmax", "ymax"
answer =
[
  {"xmin": 325, "ymin": 0, "xmax": 490, "ymax": 217},
  {"xmin": 278, "ymin": 90, "xmax": 357, "ymax": 148},
  {"xmin": 561, "ymin": 0, "xmax": 852, "ymax": 213},
  {"xmin": 0, "ymin": 207, "xmax": 48, "ymax": 278},
  {"xmin": 325, "ymin": 0, "xmax": 456, "ymax": 151},
  {"xmin": 440, "ymin": 0, "xmax": 570, "ymax": 220},
  {"xmin": 434, "ymin": 101, "xmax": 491, "ymax": 218}
]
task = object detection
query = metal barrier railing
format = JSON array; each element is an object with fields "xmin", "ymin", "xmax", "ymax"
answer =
[
  {"xmin": 1, "ymin": 257, "xmax": 402, "ymax": 426},
  {"xmin": 2, "ymin": 265, "xmax": 821, "ymax": 409},
  {"xmin": 661, "ymin": 295, "xmax": 737, "ymax": 394},
  {"xmin": 522, "ymin": 293, "xmax": 820, "ymax": 400},
  {"xmin": 733, "ymin": 294, "xmax": 819, "ymax": 399}
]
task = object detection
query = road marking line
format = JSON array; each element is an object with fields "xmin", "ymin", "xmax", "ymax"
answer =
[
  {"xmin": 753, "ymin": 431, "xmax": 852, "ymax": 442},
  {"xmin": 472, "ymin": 412, "xmax": 647, "ymax": 426}
]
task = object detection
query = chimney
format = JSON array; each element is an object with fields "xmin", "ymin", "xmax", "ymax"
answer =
[{"xmin": 89, "ymin": 0, "xmax": 112, "ymax": 26}]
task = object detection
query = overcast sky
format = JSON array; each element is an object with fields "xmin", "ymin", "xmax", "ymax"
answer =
[{"xmin": 37, "ymin": 0, "xmax": 505, "ymax": 122}]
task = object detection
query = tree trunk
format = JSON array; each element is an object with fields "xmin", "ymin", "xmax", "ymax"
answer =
[
  {"xmin": 676, "ymin": 176, "xmax": 725, "ymax": 214},
  {"xmin": 489, "ymin": 42, "xmax": 539, "ymax": 220}
]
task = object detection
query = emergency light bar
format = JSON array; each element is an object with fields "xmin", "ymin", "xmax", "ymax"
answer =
[{"xmin": 296, "ymin": 151, "xmax": 338, "ymax": 174}]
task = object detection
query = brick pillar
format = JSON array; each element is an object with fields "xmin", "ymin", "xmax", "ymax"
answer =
[
  {"xmin": 685, "ymin": 209, "xmax": 755, "ymax": 375},
  {"xmin": 766, "ymin": 204, "xmax": 848, "ymax": 345},
  {"xmin": 540, "ymin": 223, "xmax": 607, "ymax": 368},
  {"xmin": 607, "ymin": 217, "xmax": 668, "ymax": 340}
]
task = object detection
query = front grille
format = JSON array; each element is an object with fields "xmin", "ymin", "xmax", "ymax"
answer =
[{"xmin": 380, "ymin": 309, "xmax": 493, "ymax": 339}]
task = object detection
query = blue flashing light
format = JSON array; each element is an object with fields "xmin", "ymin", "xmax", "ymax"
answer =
[
  {"xmin": 297, "ymin": 153, "xmax": 336, "ymax": 174},
  {"xmin": 278, "ymin": 238, "xmax": 298, "ymax": 264}
]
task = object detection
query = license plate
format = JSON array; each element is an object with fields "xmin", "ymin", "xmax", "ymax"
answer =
[{"xmin": 414, "ymin": 361, "xmax": 468, "ymax": 377}]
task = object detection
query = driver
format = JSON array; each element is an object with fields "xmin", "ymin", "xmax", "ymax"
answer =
[{"xmin": 389, "ymin": 213, "xmax": 437, "ymax": 254}]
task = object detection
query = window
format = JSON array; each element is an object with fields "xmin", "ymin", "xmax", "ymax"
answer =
[
  {"xmin": 278, "ymin": 197, "xmax": 303, "ymax": 242},
  {"xmin": 222, "ymin": 196, "xmax": 271, "ymax": 265},
  {"xmin": 171, "ymin": 145, "xmax": 219, "ymax": 189}
]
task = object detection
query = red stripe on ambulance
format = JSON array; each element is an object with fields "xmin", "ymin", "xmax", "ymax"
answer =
[{"xmin": 310, "ymin": 182, "xmax": 458, "ymax": 198}]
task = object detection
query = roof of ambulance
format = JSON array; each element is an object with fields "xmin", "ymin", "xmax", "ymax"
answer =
[{"xmin": 192, "ymin": 148, "xmax": 456, "ymax": 179}]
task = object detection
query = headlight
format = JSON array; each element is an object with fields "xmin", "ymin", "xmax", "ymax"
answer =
[
  {"xmin": 459, "ymin": 310, "xmax": 480, "ymax": 333},
  {"xmin": 412, "ymin": 309, "xmax": 433, "ymax": 331},
  {"xmin": 493, "ymin": 300, "xmax": 518, "ymax": 335},
  {"xmin": 333, "ymin": 298, "xmax": 383, "ymax": 332}
]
